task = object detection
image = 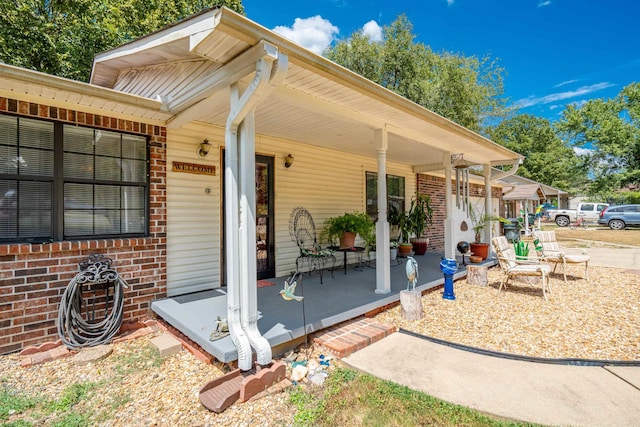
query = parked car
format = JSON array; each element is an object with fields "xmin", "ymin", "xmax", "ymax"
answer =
[
  {"xmin": 550, "ymin": 202, "xmax": 609, "ymax": 227},
  {"xmin": 598, "ymin": 204, "xmax": 640, "ymax": 230}
]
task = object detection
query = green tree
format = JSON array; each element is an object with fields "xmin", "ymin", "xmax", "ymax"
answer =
[
  {"xmin": 555, "ymin": 83, "xmax": 640, "ymax": 199},
  {"xmin": 487, "ymin": 114, "xmax": 585, "ymax": 192},
  {"xmin": 0, "ymin": 0, "xmax": 245, "ymax": 82},
  {"xmin": 324, "ymin": 15, "xmax": 509, "ymax": 132}
]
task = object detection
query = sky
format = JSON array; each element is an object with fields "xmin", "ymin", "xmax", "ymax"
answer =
[{"xmin": 242, "ymin": 0, "xmax": 640, "ymax": 122}]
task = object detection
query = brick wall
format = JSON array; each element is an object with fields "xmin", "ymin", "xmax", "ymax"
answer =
[
  {"xmin": 416, "ymin": 174, "xmax": 503, "ymax": 253},
  {"xmin": 0, "ymin": 97, "xmax": 167, "ymax": 355},
  {"xmin": 416, "ymin": 175, "xmax": 446, "ymax": 252}
]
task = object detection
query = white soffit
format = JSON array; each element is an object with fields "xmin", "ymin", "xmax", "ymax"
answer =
[
  {"xmin": 0, "ymin": 63, "xmax": 169, "ymax": 121},
  {"xmin": 90, "ymin": 7, "xmax": 523, "ymax": 167}
]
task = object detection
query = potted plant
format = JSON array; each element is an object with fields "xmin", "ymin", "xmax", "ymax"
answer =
[
  {"xmin": 322, "ymin": 211, "xmax": 374, "ymax": 248},
  {"xmin": 389, "ymin": 239, "xmax": 399, "ymax": 261},
  {"xmin": 362, "ymin": 225, "xmax": 376, "ymax": 261},
  {"xmin": 407, "ymin": 193, "xmax": 433, "ymax": 255},
  {"xmin": 469, "ymin": 205, "xmax": 510, "ymax": 260},
  {"xmin": 387, "ymin": 205, "xmax": 411, "ymax": 256}
]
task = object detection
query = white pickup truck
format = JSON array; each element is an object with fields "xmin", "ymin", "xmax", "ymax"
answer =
[{"xmin": 548, "ymin": 202, "xmax": 609, "ymax": 227}]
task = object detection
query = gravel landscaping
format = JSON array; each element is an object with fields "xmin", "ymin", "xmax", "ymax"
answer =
[
  {"xmin": 376, "ymin": 263, "xmax": 640, "ymax": 361},
  {"xmin": 2, "ymin": 238, "xmax": 638, "ymax": 425}
]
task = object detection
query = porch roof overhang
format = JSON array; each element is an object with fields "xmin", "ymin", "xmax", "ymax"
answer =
[{"xmin": 90, "ymin": 7, "xmax": 523, "ymax": 169}]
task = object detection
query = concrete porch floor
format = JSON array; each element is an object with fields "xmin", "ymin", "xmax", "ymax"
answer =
[{"xmin": 151, "ymin": 252, "xmax": 487, "ymax": 363}]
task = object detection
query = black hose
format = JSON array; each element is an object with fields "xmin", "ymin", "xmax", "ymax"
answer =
[
  {"xmin": 57, "ymin": 256, "xmax": 128, "ymax": 349},
  {"xmin": 399, "ymin": 328, "xmax": 640, "ymax": 367}
]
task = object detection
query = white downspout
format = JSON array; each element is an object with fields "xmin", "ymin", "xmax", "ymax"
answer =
[{"xmin": 225, "ymin": 50, "xmax": 288, "ymax": 370}]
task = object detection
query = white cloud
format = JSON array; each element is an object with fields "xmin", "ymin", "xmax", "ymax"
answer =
[
  {"xmin": 537, "ymin": 1, "xmax": 552, "ymax": 7},
  {"xmin": 447, "ymin": 0, "xmax": 455, "ymax": 5},
  {"xmin": 570, "ymin": 99, "xmax": 588, "ymax": 109},
  {"xmin": 362, "ymin": 20, "xmax": 382, "ymax": 42},
  {"xmin": 273, "ymin": 16, "xmax": 339, "ymax": 55},
  {"xmin": 573, "ymin": 147, "xmax": 593, "ymax": 157},
  {"xmin": 515, "ymin": 82, "xmax": 615, "ymax": 108},
  {"xmin": 554, "ymin": 79, "xmax": 578, "ymax": 88}
]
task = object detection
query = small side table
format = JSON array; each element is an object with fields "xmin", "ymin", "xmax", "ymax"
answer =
[{"xmin": 328, "ymin": 246, "xmax": 366, "ymax": 274}]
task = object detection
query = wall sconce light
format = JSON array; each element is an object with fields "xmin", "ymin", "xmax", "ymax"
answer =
[
  {"xmin": 284, "ymin": 153, "xmax": 294, "ymax": 168},
  {"xmin": 198, "ymin": 139, "xmax": 211, "ymax": 157}
]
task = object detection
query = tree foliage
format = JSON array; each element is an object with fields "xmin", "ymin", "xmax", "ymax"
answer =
[
  {"xmin": 555, "ymin": 83, "xmax": 640, "ymax": 200},
  {"xmin": 487, "ymin": 114, "xmax": 585, "ymax": 192},
  {"xmin": 324, "ymin": 15, "xmax": 509, "ymax": 133},
  {"xmin": 0, "ymin": 0, "xmax": 245, "ymax": 82}
]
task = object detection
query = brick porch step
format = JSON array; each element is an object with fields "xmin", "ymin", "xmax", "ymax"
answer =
[{"xmin": 312, "ymin": 318, "xmax": 397, "ymax": 358}]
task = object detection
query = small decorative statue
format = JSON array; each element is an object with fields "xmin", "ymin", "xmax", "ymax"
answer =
[
  {"xmin": 405, "ymin": 256, "xmax": 419, "ymax": 292},
  {"xmin": 209, "ymin": 316, "xmax": 229, "ymax": 341},
  {"xmin": 280, "ymin": 271, "xmax": 304, "ymax": 301}
]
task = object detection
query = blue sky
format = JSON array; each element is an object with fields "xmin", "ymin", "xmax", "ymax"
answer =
[{"xmin": 242, "ymin": 0, "xmax": 640, "ymax": 122}]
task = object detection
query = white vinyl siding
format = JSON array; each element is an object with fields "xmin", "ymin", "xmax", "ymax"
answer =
[{"xmin": 166, "ymin": 123, "xmax": 222, "ymax": 296}]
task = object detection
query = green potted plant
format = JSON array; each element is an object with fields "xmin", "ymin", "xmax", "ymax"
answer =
[
  {"xmin": 407, "ymin": 193, "xmax": 433, "ymax": 255},
  {"xmin": 387, "ymin": 205, "xmax": 411, "ymax": 256},
  {"xmin": 322, "ymin": 211, "xmax": 374, "ymax": 248},
  {"xmin": 469, "ymin": 205, "xmax": 510, "ymax": 260}
]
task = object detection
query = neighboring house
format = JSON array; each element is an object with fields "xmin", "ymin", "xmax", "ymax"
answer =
[
  {"xmin": 499, "ymin": 173, "xmax": 569, "ymax": 213},
  {"xmin": 502, "ymin": 184, "xmax": 546, "ymax": 219},
  {"xmin": 0, "ymin": 7, "xmax": 522, "ymax": 359}
]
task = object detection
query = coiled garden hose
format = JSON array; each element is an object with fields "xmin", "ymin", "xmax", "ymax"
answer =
[{"xmin": 57, "ymin": 256, "xmax": 128, "ymax": 349}]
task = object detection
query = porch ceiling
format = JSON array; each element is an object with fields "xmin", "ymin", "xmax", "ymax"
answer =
[{"xmin": 91, "ymin": 7, "xmax": 523, "ymax": 169}]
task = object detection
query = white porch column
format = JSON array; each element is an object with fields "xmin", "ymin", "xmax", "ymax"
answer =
[
  {"xmin": 374, "ymin": 129, "xmax": 391, "ymax": 294},
  {"xmin": 483, "ymin": 163, "xmax": 493, "ymax": 245},
  {"xmin": 444, "ymin": 153, "xmax": 455, "ymax": 259}
]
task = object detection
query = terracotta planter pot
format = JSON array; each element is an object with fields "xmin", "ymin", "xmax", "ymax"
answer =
[
  {"xmin": 339, "ymin": 231, "xmax": 356, "ymax": 248},
  {"xmin": 398, "ymin": 243, "xmax": 413, "ymax": 257},
  {"xmin": 469, "ymin": 242, "xmax": 489, "ymax": 260},
  {"xmin": 410, "ymin": 237, "xmax": 429, "ymax": 255}
]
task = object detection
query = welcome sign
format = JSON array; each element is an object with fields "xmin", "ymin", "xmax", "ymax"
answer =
[{"xmin": 172, "ymin": 161, "xmax": 216, "ymax": 176}]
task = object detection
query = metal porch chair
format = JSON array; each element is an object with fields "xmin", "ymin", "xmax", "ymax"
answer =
[{"xmin": 289, "ymin": 207, "xmax": 336, "ymax": 284}]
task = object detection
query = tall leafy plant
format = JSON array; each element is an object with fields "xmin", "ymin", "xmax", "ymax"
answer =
[
  {"xmin": 407, "ymin": 193, "xmax": 433, "ymax": 238},
  {"xmin": 469, "ymin": 203, "xmax": 509, "ymax": 243}
]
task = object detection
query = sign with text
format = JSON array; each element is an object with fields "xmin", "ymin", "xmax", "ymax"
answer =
[{"xmin": 172, "ymin": 161, "xmax": 216, "ymax": 176}]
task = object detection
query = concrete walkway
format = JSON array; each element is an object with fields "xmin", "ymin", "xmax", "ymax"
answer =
[
  {"xmin": 581, "ymin": 247, "xmax": 640, "ymax": 270},
  {"xmin": 343, "ymin": 332, "xmax": 640, "ymax": 427}
]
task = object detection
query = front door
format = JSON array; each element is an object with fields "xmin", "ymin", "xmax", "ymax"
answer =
[
  {"xmin": 255, "ymin": 155, "xmax": 275, "ymax": 279},
  {"xmin": 222, "ymin": 153, "xmax": 275, "ymax": 283}
]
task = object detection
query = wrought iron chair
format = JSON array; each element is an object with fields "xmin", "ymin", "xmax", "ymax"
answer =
[
  {"xmin": 289, "ymin": 207, "xmax": 336, "ymax": 284},
  {"xmin": 492, "ymin": 236, "xmax": 552, "ymax": 301},
  {"xmin": 531, "ymin": 230, "xmax": 589, "ymax": 282}
]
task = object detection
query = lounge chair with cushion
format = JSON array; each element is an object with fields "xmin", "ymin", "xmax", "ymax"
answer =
[
  {"xmin": 531, "ymin": 230, "xmax": 589, "ymax": 282},
  {"xmin": 492, "ymin": 235, "xmax": 552, "ymax": 301}
]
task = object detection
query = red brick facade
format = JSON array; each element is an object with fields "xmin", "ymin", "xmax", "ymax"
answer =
[
  {"xmin": 416, "ymin": 174, "xmax": 502, "ymax": 253},
  {"xmin": 0, "ymin": 97, "xmax": 167, "ymax": 355}
]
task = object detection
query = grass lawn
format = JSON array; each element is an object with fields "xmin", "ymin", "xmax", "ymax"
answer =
[
  {"xmin": 290, "ymin": 368, "xmax": 540, "ymax": 427},
  {"xmin": 542, "ymin": 223, "xmax": 640, "ymax": 247}
]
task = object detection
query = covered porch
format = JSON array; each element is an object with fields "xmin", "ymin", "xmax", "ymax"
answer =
[
  {"xmin": 92, "ymin": 7, "xmax": 522, "ymax": 369},
  {"xmin": 152, "ymin": 252, "xmax": 480, "ymax": 363}
]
